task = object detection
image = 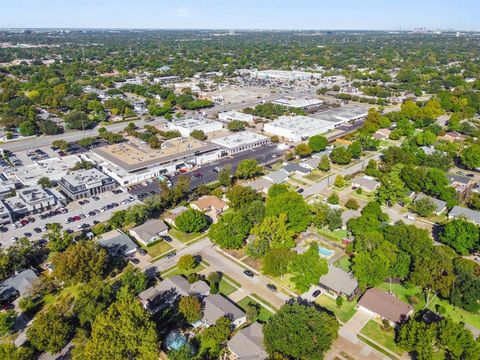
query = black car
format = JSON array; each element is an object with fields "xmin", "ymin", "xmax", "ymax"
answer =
[
  {"xmin": 165, "ymin": 251, "xmax": 176, "ymax": 260},
  {"xmin": 129, "ymin": 258, "xmax": 140, "ymax": 265},
  {"xmin": 312, "ymin": 290, "xmax": 321, "ymax": 298},
  {"xmin": 243, "ymin": 270, "xmax": 254, "ymax": 278},
  {"xmin": 138, "ymin": 249, "xmax": 147, "ymax": 256},
  {"xmin": 162, "ymin": 235, "xmax": 172, "ymax": 243},
  {"xmin": 266, "ymin": 284, "xmax": 277, "ymax": 292},
  {"xmin": 24, "ymin": 232, "xmax": 32, "ymax": 238},
  {"xmin": 33, "ymin": 228, "xmax": 42, "ymax": 233}
]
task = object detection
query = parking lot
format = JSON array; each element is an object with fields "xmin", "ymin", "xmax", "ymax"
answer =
[{"xmin": 0, "ymin": 190, "xmax": 140, "ymax": 247}]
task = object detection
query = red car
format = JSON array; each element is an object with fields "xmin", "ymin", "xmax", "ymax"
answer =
[
  {"xmin": 20, "ymin": 219, "xmax": 29, "ymax": 226},
  {"xmin": 73, "ymin": 215, "xmax": 81, "ymax": 221}
]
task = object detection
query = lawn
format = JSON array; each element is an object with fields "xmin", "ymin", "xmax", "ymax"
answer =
[
  {"xmin": 289, "ymin": 177, "xmax": 308, "ymax": 186},
  {"xmin": 163, "ymin": 263, "xmax": 206, "ymax": 278},
  {"xmin": 317, "ymin": 227, "xmax": 348, "ymax": 242},
  {"xmin": 272, "ymin": 274, "xmax": 299, "ymax": 294},
  {"xmin": 304, "ymin": 170, "xmax": 330, "ymax": 182},
  {"xmin": 218, "ymin": 278, "xmax": 238, "ymax": 296},
  {"xmin": 237, "ymin": 296, "xmax": 274, "ymax": 322},
  {"xmin": 335, "ymin": 256, "xmax": 351, "ymax": 272},
  {"xmin": 169, "ymin": 228, "xmax": 203, "ymax": 243},
  {"xmin": 360, "ymin": 320, "xmax": 404, "ymax": 356},
  {"xmin": 348, "ymin": 190, "xmax": 374, "ymax": 202},
  {"xmin": 315, "ymin": 294, "xmax": 357, "ymax": 323},
  {"xmin": 144, "ymin": 240, "xmax": 173, "ymax": 258}
]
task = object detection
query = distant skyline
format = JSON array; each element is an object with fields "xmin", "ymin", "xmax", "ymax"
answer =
[{"xmin": 1, "ymin": 0, "xmax": 479, "ymax": 31}]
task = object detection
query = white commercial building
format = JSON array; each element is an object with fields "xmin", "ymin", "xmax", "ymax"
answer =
[
  {"xmin": 250, "ymin": 69, "xmax": 322, "ymax": 81},
  {"xmin": 211, "ymin": 131, "xmax": 269, "ymax": 154},
  {"xmin": 264, "ymin": 115, "xmax": 336, "ymax": 142},
  {"xmin": 272, "ymin": 98, "xmax": 323, "ymax": 110},
  {"xmin": 218, "ymin": 111, "xmax": 254, "ymax": 123},
  {"xmin": 168, "ymin": 118, "xmax": 223, "ymax": 137}
]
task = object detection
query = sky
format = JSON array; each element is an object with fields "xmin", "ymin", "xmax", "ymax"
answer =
[{"xmin": 1, "ymin": 0, "xmax": 479, "ymax": 31}]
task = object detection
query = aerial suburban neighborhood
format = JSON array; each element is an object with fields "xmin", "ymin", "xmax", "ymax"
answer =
[{"xmin": 0, "ymin": 2, "xmax": 479, "ymax": 360}]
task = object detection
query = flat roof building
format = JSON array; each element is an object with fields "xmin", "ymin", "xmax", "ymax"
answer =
[
  {"xmin": 59, "ymin": 168, "xmax": 116, "ymax": 200},
  {"xmin": 272, "ymin": 97, "xmax": 323, "ymax": 110},
  {"xmin": 264, "ymin": 115, "xmax": 336, "ymax": 142},
  {"xmin": 168, "ymin": 118, "xmax": 223, "ymax": 137},
  {"xmin": 211, "ymin": 131, "xmax": 269, "ymax": 154},
  {"xmin": 251, "ymin": 69, "xmax": 322, "ymax": 81},
  {"xmin": 218, "ymin": 110, "xmax": 254, "ymax": 123}
]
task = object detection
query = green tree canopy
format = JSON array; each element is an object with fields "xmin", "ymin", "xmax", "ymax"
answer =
[
  {"xmin": 308, "ymin": 135, "xmax": 328, "ymax": 152},
  {"xmin": 289, "ymin": 243, "xmax": 328, "ymax": 292},
  {"xmin": 265, "ymin": 190, "xmax": 311, "ymax": 233},
  {"xmin": 209, "ymin": 211, "xmax": 251, "ymax": 249},
  {"xmin": 175, "ymin": 208, "xmax": 208, "ymax": 233}
]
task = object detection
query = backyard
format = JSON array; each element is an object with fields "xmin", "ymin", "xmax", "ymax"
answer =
[
  {"xmin": 334, "ymin": 255, "xmax": 352, "ymax": 272},
  {"xmin": 317, "ymin": 227, "xmax": 348, "ymax": 242},
  {"xmin": 315, "ymin": 294, "xmax": 357, "ymax": 323}
]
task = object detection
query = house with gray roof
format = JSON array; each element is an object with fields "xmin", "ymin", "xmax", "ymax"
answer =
[
  {"xmin": 129, "ymin": 219, "xmax": 169, "ymax": 245},
  {"xmin": 319, "ymin": 265, "xmax": 358, "ymax": 299},
  {"xmin": 246, "ymin": 178, "xmax": 273, "ymax": 194},
  {"xmin": 0, "ymin": 269, "xmax": 38, "ymax": 302},
  {"xmin": 202, "ymin": 294, "xmax": 247, "ymax": 328},
  {"xmin": 138, "ymin": 275, "xmax": 209, "ymax": 314},
  {"xmin": 282, "ymin": 163, "xmax": 311, "ymax": 175},
  {"xmin": 227, "ymin": 322, "xmax": 267, "ymax": 360},
  {"xmin": 97, "ymin": 229, "xmax": 137, "ymax": 256},
  {"xmin": 414, "ymin": 193, "xmax": 447, "ymax": 215},
  {"xmin": 300, "ymin": 156, "xmax": 321, "ymax": 170},
  {"xmin": 163, "ymin": 205, "xmax": 188, "ymax": 226},
  {"xmin": 448, "ymin": 206, "xmax": 480, "ymax": 225},
  {"xmin": 351, "ymin": 175, "xmax": 380, "ymax": 192},
  {"xmin": 262, "ymin": 169, "xmax": 289, "ymax": 184},
  {"xmin": 447, "ymin": 173, "xmax": 472, "ymax": 193}
]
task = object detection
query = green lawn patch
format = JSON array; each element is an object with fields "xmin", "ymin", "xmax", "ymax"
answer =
[
  {"xmin": 348, "ymin": 190, "xmax": 374, "ymax": 202},
  {"xmin": 169, "ymin": 228, "xmax": 203, "ymax": 243},
  {"xmin": 237, "ymin": 296, "xmax": 274, "ymax": 322},
  {"xmin": 144, "ymin": 241, "xmax": 173, "ymax": 258},
  {"xmin": 317, "ymin": 227, "xmax": 348, "ymax": 242},
  {"xmin": 335, "ymin": 256, "xmax": 351, "ymax": 272},
  {"xmin": 357, "ymin": 335, "xmax": 398, "ymax": 360},
  {"xmin": 163, "ymin": 263, "xmax": 206, "ymax": 278},
  {"xmin": 218, "ymin": 278, "xmax": 237, "ymax": 296},
  {"xmin": 272, "ymin": 274, "xmax": 299, "ymax": 295},
  {"xmin": 360, "ymin": 320, "xmax": 404, "ymax": 356},
  {"xmin": 289, "ymin": 177, "xmax": 308, "ymax": 186},
  {"xmin": 304, "ymin": 170, "xmax": 330, "ymax": 182},
  {"xmin": 315, "ymin": 294, "xmax": 357, "ymax": 323},
  {"xmin": 221, "ymin": 274, "xmax": 241, "ymax": 288}
]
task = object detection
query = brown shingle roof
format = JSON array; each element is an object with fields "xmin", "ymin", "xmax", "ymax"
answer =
[
  {"xmin": 358, "ymin": 288, "xmax": 413, "ymax": 323},
  {"xmin": 192, "ymin": 195, "xmax": 227, "ymax": 211}
]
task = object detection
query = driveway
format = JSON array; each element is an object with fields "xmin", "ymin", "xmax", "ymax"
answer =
[{"xmin": 339, "ymin": 309, "xmax": 373, "ymax": 343}]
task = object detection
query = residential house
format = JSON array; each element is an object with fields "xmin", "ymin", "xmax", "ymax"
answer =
[
  {"xmin": 245, "ymin": 178, "xmax": 273, "ymax": 194},
  {"xmin": 351, "ymin": 175, "xmax": 381, "ymax": 192},
  {"xmin": 98, "ymin": 229, "xmax": 138, "ymax": 256},
  {"xmin": 319, "ymin": 265, "xmax": 358, "ymax": 300},
  {"xmin": 202, "ymin": 294, "xmax": 247, "ymax": 328},
  {"xmin": 191, "ymin": 195, "xmax": 228, "ymax": 214},
  {"xmin": 262, "ymin": 169, "xmax": 289, "ymax": 184},
  {"xmin": 129, "ymin": 219, "xmax": 169, "ymax": 246},
  {"xmin": 358, "ymin": 288, "xmax": 413, "ymax": 326},
  {"xmin": 414, "ymin": 193, "xmax": 447, "ymax": 215},
  {"xmin": 163, "ymin": 206, "xmax": 188, "ymax": 226},
  {"xmin": 447, "ymin": 173, "xmax": 472, "ymax": 193},
  {"xmin": 341, "ymin": 209, "xmax": 360, "ymax": 229},
  {"xmin": 227, "ymin": 322, "xmax": 268, "ymax": 360},
  {"xmin": 138, "ymin": 275, "xmax": 210, "ymax": 314},
  {"xmin": 448, "ymin": 206, "xmax": 480, "ymax": 225},
  {"xmin": 300, "ymin": 157, "xmax": 321, "ymax": 170},
  {"xmin": 439, "ymin": 131, "xmax": 466, "ymax": 142},
  {"xmin": 373, "ymin": 128, "xmax": 391, "ymax": 140},
  {"xmin": 282, "ymin": 163, "xmax": 311, "ymax": 176},
  {"xmin": 0, "ymin": 269, "xmax": 38, "ymax": 302}
]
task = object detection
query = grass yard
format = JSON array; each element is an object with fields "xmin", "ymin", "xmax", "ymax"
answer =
[
  {"xmin": 317, "ymin": 227, "xmax": 348, "ymax": 242},
  {"xmin": 270, "ymin": 162, "xmax": 284, "ymax": 171},
  {"xmin": 163, "ymin": 263, "xmax": 206, "ymax": 278},
  {"xmin": 272, "ymin": 274, "xmax": 299, "ymax": 295},
  {"xmin": 348, "ymin": 190, "xmax": 374, "ymax": 202},
  {"xmin": 169, "ymin": 228, "xmax": 203, "ymax": 243},
  {"xmin": 315, "ymin": 294, "xmax": 357, "ymax": 323},
  {"xmin": 144, "ymin": 240, "xmax": 173, "ymax": 258},
  {"xmin": 289, "ymin": 177, "xmax": 308, "ymax": 186},
  {"xmin": 218, "ymin": 278, "xmax": 238, "ymax": 296},
  {"xmin": 335, "ymin": 256, "xmax": 352, "ymax": 272},
  {"xmin": 357, "ymin": 335, "xmax": 398, "ymax": 360},
  {"xmin": 237, "ymin": 296, "xmax": 274, "ymax": 322},
  {"xmin": 304, "ymin": 170, "xmax": 330, "ymax": 182},
  {"xmin": 360, "ymin": 320, "xmax": 404, "ymax": 356}
]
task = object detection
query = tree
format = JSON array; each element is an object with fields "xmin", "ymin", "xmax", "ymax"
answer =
[
  {"xmin": 347, "ymin": 141, "xmax": 362, "ymax": 158},
  {"xmin": 449, "ymin": 267, "xmax": 480, "ymax": 313},
  {"xmin": 245, "ymin": 301, "xmax": 260, "ymax": 321},
  {"xmin": 327, "ymin": 193, "xmax": 339, "ymax": 204},
  {"xmin": 262, "ymin": 249, "xmax": 295, "ymax": 277},
  {"xmin": 0, "ymin": 310, "xmax": 16, "ymax": 336},
  {"xmin": 175, "ymin": 208, "xmax": 208, "ymax": 233},
  {"xmin": 397, "ymin": 317, "xmax": 436, "ymax": 360},
  {"xmin": 37, "ymin": 176, "xmax": 52, "ymax": 188},
  {"xmin": 209, "ymin": 212, "xmax": 251, "ymax": 249},
  {"xmin": 308, "ymin": 135, "xmax": 328, "ymax": 152},
  {"xmin": 178, "ymin": 296, "xmax": 202, "ymax": 323},
  {"xmin": 52, "ymin": 241, "xmax": 107, "ymax": 285},
  {"xmin": 217, "ymin": 165, "xmax": 232, "ymax": 187},
  {"xmin": 77, "ymin": 137, "xmax": 96, "ymax": 148},
  {"xmin": 83, "ymin": 289, "xmax": 158, "ymax": 360},
  {"xmin": 239, "ymin": 200, "xmax": 265, "ymax": 224},
  {"xmin": 352, "ymin": 250, "xmax": 390, "ymax": 290},
  {"xmin": 461, "ymin": 144, "xmax": 480, "ymax": 169},
  {"xmin": 235, "ymin": 159, "xmax": 261, "ymax": 179},
  {"xmin": 289, "ymin": 243, "xmax": 328, "ymax": 292},
  {"xmin": 318, "ymin": 155, "xmax": 331, "ymax": 172},
  {"xmin": 263, "ymin": 301, "xmax": 338, "ymax": 360},
  {"xmin": 0, "ymin": 343, "xmax": 34, "ymax": 360},
  {"xmin": 265, "ymin": 190, "xmax": 311, "ymax": 233},
  {"xmin": 226, "ymin": 185, "xmax": 261, "ymax": 210},
  {"xmin": 250, "ymin": 214, "xmax": 295, "ymax": 257},
  {"xmin": 74, "ymin": 279, "xmax": 114, "ymax": 327},
  {"xmin": 345, "ymin": 198, "xmax": 359, "ymax": 210},
  {"xmin": 466, "ymin": 192, "xmax": 480, "ymax": 210},
  {"xmin": 200, "ymin": 316, "xmax": 232, "ymax": 355},
  {"xmin": 227, "ymin": 120, "xmax": 246, "ymax": 132},
  {"xmin": 411, "ymin": 197, "xmax": 437, "ymax": 217},
  {"xmin": 190, "ymin": 129, "xmax": 207, "ymax": 140},
  {"xmin": 439, "ymin": 219, "xmax": 479, "ymax": 255},
  {"xmin": 46, "ymin": 223, "xmax": 74, "ymax": 252},
  {"xmin": 268, "ymin": 184, "xmax": 289, "ymax": 198},
  {"xmin": 121, "ymin": 267, "xmax": 148, "ymax": 295},
  {"xmin": 177, "ymin": 254, "xmax": 197, "ymax": 272},
  {"xmin": 294, "ymin": 143, "xmax": 312, "ymax": 158},
  {"xmin": 52, "ymin": 139, "xmax": 68, "ymax": 151},
  {"xmin": 19, "ymin": 120, "xmax": 36, "ymax": 136},
  {"xmin": 27, "ymin": 302, "xmax": 74, "ymax": 354},
  {"xmin": 71, "ymin": 160, "xmax": 94, "ymax": 171},
  {"xmin": 334, "ymin": 175, "xmax": 345, "ymax": 188},
  {"xmin": 329, "ymin": 147, "xmax": 352, "ymax": 165},
  {"xmin": 64, "ymin": 110, "xmax": 92, "ymax": 130},
  {"xmin": 376, "ymin": 170, "xmax": 405, "ymax": 206}
]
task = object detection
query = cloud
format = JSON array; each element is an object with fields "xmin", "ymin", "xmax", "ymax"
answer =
[{"xmin": 174, "ymin": 7, "xmax": 191, "ymax": 18}]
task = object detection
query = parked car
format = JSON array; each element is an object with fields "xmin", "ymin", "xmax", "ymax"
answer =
[
  {"xmin": 266, "ymin": 284, "xmax": 277, "ymax": 292},
  {"xmin": 165, "ymin": 252, "xmax": 176, "ymax": 260},
  {"xmin": 312, "ymin": 290, "xmax": 321, "ymax": 298},
  {"xmin": 129, "ymin": 258, "xmax": 140, "ymax": 265},
  {"xmin": 138, "ymin": 249, "xmax": 147, "ymax": 256},
  {"xmin": 243, "ymin": 270, "xmax": 254, "ymax": 278}
]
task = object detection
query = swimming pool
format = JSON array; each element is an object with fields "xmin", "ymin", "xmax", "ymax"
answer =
[
  {"xmin": 318, "ymin": 247, "xmax": 335, "ymax": 258},
  {"xmin": 164, "ymin": 330, "xmax": 187, "ymax": 351}
]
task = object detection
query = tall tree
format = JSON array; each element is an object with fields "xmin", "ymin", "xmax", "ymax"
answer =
[{"xmin": 289, "ymin": 243, "xmax": 328, "ymax": 292}]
